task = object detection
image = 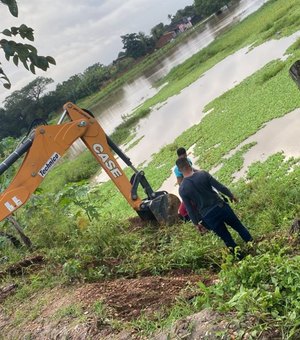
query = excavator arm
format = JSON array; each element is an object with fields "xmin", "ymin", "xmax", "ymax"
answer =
[{"xmin": 0, "ymin": 103, "xmax": 180, "ymax": 225}]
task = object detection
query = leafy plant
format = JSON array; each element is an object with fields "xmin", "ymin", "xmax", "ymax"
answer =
[{"xmin": 0, "ymin": 0, "xmax": 55, "ymax": 88}]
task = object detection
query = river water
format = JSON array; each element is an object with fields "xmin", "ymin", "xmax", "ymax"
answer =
[
  {"xmin": 87, "ymin": 0, "xmax": 300, "ymax": 186},
  {"xmin": 94, "ymin": 31, "xmax": 300, "ymax": 186},
  {"xmin": 90, "ymin": 0, "xmax": 268, "ymax": 135}
]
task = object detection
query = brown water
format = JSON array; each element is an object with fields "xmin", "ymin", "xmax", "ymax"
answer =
[
  {"xmin": 90, "ymin": 0, "xmax": 268, "ymax": 135},
  {"xmin": 94, "ymin": 32, "xmax": 300, "ymax": 184},
  {"xmin": 160, "ymin": 109, "xmax": 300, "ymax": 194},
  {"xmin": 128, "ymin": 33, "xmax": 299, "ymax": 166},
  {"xmin": 231, "ymin": 108, "xmax": 300, "ymax": 180}
]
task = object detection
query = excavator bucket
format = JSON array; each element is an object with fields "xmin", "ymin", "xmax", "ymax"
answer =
[{"xmin": 148, "ymin": 192, "xmax": 181, "ymax": 226}]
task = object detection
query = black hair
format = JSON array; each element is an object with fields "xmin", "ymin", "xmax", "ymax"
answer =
[
  {"xmin": 176, "ymin": 157, "xmax": 191, "ymax": 172},
  {"xmin": 176, "ymin": 147, "xmax": 187, "ymax": 157}
]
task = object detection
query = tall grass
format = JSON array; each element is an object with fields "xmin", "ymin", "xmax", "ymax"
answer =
[{"xmin": 0, "ymin": 0, "xmax": 300, "ymax": 337}]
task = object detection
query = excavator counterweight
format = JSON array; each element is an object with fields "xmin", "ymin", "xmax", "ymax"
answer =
[{"xmin": 0, "ymin": 103, "xmax": 180, "ymax": 227}]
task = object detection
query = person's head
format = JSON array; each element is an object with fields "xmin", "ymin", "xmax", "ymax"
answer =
[
  {"xmin": 176, "ymin": 147, "xmax": 187, "ymax": 158},
  {"xmin": 176, "ymin": 157, "xmax": 192, "ymax": 176}
]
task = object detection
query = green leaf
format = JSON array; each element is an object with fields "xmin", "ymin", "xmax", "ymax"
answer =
[
  {"xmin": 1, "ymin": 40, "xmax": 14, "ymax": 56},
  {"xmin": 10, "ymin": 26, "xmax": 18, "ymax": 35},
  {"xmin": 29, "ymin": 63, "xmax": 35, "ymax": 74},
  {"xmin": 1, "ymin": 29, "xmax": 12, "ymax": 37},
  {"xmin": 18, "ymin": 24, "xmax": 34, "ymax": 41},
  {"xmin": 12, "ymin": 54, "xmax": 18, "ymax": 66},
  {"xmin": 27, "ymin": 44, "xmax": 37, "ymax": 54},
  {"xmin": 22, "ymin": 59, "xmax": 29, "ymax": 70},
  {"xmin": 2, "ymin": 0, "xmax": 18, "ymax": 17},
  {"xmin": 46, "ymin": 56, "xmax": 56, "ymax": 65},
  {"xmin": 3, "ymin": 82, "xmax": 11, "ymax": 89},
  {"xmin": 36, "ymin": 56, "xmax": 49, "ymax": 71},
  {"xmin": 28, "ymin": 52, "xmax": 38, "ymax": 65}
]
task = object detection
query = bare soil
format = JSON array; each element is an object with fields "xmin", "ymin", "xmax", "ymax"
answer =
[
  {"xmin": 75, "ymin": 274, "xmax": 204, "ymax": 320},
  {"xmin": 0, "ymin": 272, "xmax": 213, "ymax": 339}
]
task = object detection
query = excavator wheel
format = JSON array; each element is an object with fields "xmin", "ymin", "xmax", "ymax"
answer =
[{"xmin": 148, "ymin": 193, "xmax": 181, "ymax": 226}]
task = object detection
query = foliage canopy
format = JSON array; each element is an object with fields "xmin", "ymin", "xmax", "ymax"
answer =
[
  {"xmin": 194, "ymin": 0, "xmax": 230, "ymax": 17},
  {"xmin": 0, "ymin": 0, "xmax": 56, "ymax": 89}
]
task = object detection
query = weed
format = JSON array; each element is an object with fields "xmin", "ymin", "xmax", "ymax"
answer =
[{"xmin": 54, "ymin": 303, "xmax": 83, "ymax": 320}]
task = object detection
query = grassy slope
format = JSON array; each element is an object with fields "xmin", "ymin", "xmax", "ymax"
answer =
[
  {"xmin": 1, "ymin": 0, "xmax": 300, "ymax": 337},
  {"xmin": 109, "ymin": 0, "xmax": 300, "ymax": 145}
]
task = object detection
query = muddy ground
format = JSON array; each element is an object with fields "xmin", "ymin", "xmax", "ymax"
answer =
[{"xmin": 0, "ymin": 256, "xmax": 214, "ymax": 339}]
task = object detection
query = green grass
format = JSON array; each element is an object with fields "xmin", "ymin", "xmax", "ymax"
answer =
[
  {"xmin": 108, "ymin": 0, "xmax": 300, "ymax": 145},
  {"xmin": 54, "ymin": 303, "xmax": 83, "ymax": 320},
  {"xmin": 0, "ymin": 0, "xmax": 300, "ymax": 337},
  {"xmin": 194, "ymin": 239, "xmax": 300, "ymax": 338}
]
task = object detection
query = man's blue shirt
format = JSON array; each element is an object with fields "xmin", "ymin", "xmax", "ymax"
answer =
[{"xmin": 174, "ymin": 157, "xmax": 192, "ymax": 177}]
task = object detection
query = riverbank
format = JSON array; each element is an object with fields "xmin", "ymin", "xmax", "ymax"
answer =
[
  {"xmin": 109, "ymin": 0, "xmax": 300, "ymax": 145},
  {"xmin": 1, "ymin": 0, "xmax": 300, "ymax": 338},
  {"xmin": 78, "ymin": 0, "xmax": 260, "ymax": 112}
]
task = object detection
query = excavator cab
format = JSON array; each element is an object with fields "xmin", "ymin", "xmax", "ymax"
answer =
[{"xmin": 0, "ymin": 103, "xmax": 180, "ymax": 226}]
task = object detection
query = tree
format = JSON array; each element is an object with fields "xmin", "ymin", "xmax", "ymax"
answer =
[
  {"xmin": 151, "ymin": 23, "xmax": 165, "ymax": 42},
  {"xmin": 194, "ymin": 0, "xmax": 230, "ymax": 17},
  {"xmin": 22, "ymin": 76, "xmax": 53, "ymax": 102},
  {"xmin": 173, "ymin": 5, "xmax": 196, "ymax": 22},
  {"xmin": 0, "ymin": 0, "xmax": 56, "ymax": 89},
  {"xmin": 55, "ymin": 75, "xmax": 83, "ymax": 104},
  {"xmin": 1, "ymin": 76, "xmax": 53, "ymax": 138},
  {"xmin": 81, "ymin": 63, "xmax": 110, "ymax": 95},
  {"xmin": 121, "ymin": 33, "xmax": 155, "ymax": 59},
  {"xmin": 121, "ymin": 33, "xmax": 145, "ymax": 59},
  {"xmin": 137, "ymin": 32, "xmax": 155, "ymax": 54}
]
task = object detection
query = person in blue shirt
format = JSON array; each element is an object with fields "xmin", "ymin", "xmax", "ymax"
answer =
[
  {"xmin": 174, "ymin": 147, "xmax": 193, "ymax": 185},
  {"xmin": 174, "ymin": 147, "xmax": 194, "ymax": 222}
]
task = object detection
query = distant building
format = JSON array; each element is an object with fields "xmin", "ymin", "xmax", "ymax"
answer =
[
  {"xmin": 155, "ymin": 17, "xmax": 194, "ymax": 49},
  {"xmin": 178, "ymin": 21, "xmax": 193, "ymax": 33},
  {"xmin": 168, "ymin": 17, "xmax": 193, "ymax": 34},
  {"xmin": 155, "ymin": 31, "xmax": 176, "ymax": 49}
]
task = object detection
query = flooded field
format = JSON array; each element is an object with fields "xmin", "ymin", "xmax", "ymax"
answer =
[
  {"xmin": 90, "ymin": 0, "xmax": 268, "ymax": 135},
  {"xmin": 95, "ymin": 31, "xmax": 300, "ymax": 184}
]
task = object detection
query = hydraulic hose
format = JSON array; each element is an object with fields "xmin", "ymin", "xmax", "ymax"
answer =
[{"xmin": 0, "ymin": 136, "xmax": 34, "ymax": 176}]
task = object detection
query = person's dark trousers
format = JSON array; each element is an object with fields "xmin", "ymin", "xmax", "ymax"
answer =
[{"xmin": 203, "ymin": 202, "xmax": 253, "ymax": 249}]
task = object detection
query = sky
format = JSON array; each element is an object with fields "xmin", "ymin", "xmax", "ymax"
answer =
[{"xmin": 0, "ymin": 0, "xmax": 194, "ymax": 105}]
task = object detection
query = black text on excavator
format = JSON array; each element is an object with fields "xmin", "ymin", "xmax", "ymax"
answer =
[{"xmin": 0, "ymin": 103, "xmax": 180, "ymax": 226}]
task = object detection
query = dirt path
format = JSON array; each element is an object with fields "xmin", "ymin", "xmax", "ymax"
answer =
[{"xmin": 0, "ymin": 272, "xmax": 211, "ymax": 339}]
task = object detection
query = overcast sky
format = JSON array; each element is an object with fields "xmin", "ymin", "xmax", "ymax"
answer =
[{"xmin": 0, "ymin": 0, "xmax": 194, "ymax": 105}]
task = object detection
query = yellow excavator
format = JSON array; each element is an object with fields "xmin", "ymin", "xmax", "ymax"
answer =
[
  {"xmin": 0, "ymin": 102, "xmax": 180, "ymax": 230},
  {"xmin": 2, "ymin": 60, "xmax": 298, "ymax": 244}
]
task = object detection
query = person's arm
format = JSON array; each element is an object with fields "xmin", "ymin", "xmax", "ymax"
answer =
[
  {"xmin": 208, "ymin": 173, "xmax": 237, "ymax": 202},
  {"xmin": 179, "ymin": 184, "xmax": 208, "ymax": 234},
  {"xmin": 174, "ymin": 166, "xmax": 184, "ymax": 186},
  {"xmin": 177, "ymin": 176, "xmax": 183, "ymax": 185},
  {"xmin": 179, "ymin": 191, "xmax": 199, "ymax": 226}
]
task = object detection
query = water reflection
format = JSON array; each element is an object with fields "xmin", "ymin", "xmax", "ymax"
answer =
[
  {"xmin": 128, "ymin": 33, "xmax": 299, "ymax": 167},
  {"xmin": 94, "ymin": 32, "xmax": 299, "ymax": 184},
  {"xmin": 91, "ymin": 77, "xmax": 158, "ymax": 135},
  {"xmin": 90, "ymin": 0, "xmax": 268, "ymax": 135},
  {"xmin": 231, "ymin": 109, "xmax": 300, "ymax": 180},
  {"xmin": 160, "ymin": 109, "xmax": 300, "ymax": 193}
]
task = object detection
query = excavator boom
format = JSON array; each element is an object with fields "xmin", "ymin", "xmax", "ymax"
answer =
[{"xmin": 0, "ymin": 103, "xmax": 180, "ymax": 225}]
